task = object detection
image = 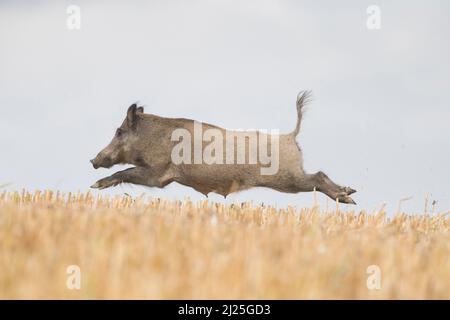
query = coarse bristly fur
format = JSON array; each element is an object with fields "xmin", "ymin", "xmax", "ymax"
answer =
[{"xmin": 90, "ymin": 91, "xmax": 357, "ymax": 204}]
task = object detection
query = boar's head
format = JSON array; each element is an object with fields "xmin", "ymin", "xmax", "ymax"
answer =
[{"xmin": 90, "ymin": 104, "xmax": 144, "ymax": 169}]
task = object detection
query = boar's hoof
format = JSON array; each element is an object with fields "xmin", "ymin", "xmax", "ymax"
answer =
[
  {"xmin": 342, "ymin": 186, "xmax": 357, "ymax": 195},
  {"xmin": 336, "ymin": 192, "xmax": 357, "ymax": 205},
  {"xmin": 91, "ymin": 177, "xmax": 122, "ymax": 190}
]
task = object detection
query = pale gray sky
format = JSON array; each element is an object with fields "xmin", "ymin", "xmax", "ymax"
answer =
[{"xmin": 1, "ymin": 0, "xmax": 449, "ymax": 213}]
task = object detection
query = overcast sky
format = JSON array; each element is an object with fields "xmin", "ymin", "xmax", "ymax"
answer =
[{"xmin": 1, "ymin": 0, "xmax": 449, "ymax": 214}]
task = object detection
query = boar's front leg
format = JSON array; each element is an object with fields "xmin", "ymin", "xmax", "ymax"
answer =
[{"xmin": 91, "ymin": 167, "xmax": 173, "ymax": 190}]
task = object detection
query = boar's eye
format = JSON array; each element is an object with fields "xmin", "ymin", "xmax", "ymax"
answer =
[{"xmin": 115, "ymin": 128, "xmax": 123, "ymax": 138}]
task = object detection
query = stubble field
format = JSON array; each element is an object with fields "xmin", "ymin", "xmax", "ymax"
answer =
[{"xmin": 0, "ymin": 190, "xmax": 448, "ymax": 299}]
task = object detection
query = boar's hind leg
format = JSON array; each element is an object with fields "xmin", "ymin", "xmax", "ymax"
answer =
[
  {"xmin": 297, "ymin": 171, "xmax": 357, "ymax": 204},
  {"xmin": 91, "ymin": 167, "xmax": 173, "ymax": 190}
]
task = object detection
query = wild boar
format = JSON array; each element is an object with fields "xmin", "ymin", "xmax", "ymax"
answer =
[{"xmin": 90, "ymin": 91, "xmax": 357, "ymax": 204}]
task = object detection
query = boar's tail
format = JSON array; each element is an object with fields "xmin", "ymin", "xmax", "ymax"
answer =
[{"xmin": 292, "ymin": 90, "xmax": 312, "ymax": 136}]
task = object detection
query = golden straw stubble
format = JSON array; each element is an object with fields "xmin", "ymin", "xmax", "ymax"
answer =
[{"xmin": 0, "ymin": 190, "xmax": 448, "ymax": 299}]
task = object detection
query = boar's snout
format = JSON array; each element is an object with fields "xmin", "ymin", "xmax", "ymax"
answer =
[
  {"xmin": 90, "ymin": 155, "xmax": 113, "ymax": 169},
  {"xmin": 90, "ymin": 158, "xmax": 100, "ymax": 169}
]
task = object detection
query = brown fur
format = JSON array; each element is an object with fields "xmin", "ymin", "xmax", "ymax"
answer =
[{"xmin": 90, "ymin": 92, "xmax": 357, "ymax": 204}]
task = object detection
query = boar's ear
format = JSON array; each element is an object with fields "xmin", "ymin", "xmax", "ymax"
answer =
[
  {"xmin": 127, "ymin": 104, "xmax": 138, "ymax": 129},
  {"xmin": 136, "ymin": 106, "xmax": 144, "ymax": 114}
]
